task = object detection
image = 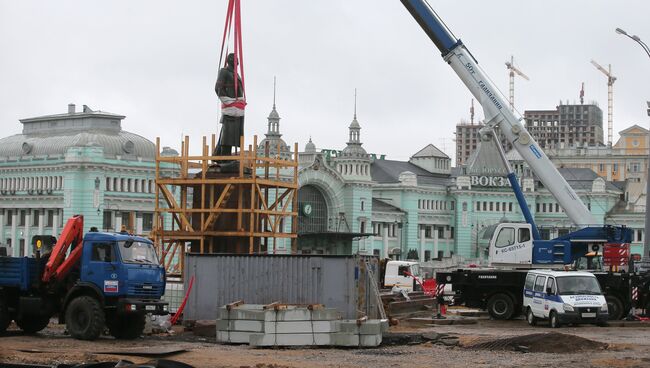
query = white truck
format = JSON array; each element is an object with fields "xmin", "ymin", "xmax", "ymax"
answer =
[
  {"xmin": 523, "ymin": 270, "xmax": 608, "ymax": 328},
  {"xmin": 383, "ymin": 260, "xmax": 421, "ymax": 290}
]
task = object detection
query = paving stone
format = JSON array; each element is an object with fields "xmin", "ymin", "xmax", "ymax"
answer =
[
  {"xmin": 421, "ymin": 332, "xmax": 441, "ymax": 341},
  {"xmin": 217, "ymin": 305, "xmax": 340, "ymax": 321}
]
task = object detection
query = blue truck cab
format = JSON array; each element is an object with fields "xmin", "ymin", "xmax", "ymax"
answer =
[
  {"xmin": 0, "ymin": 230, "xmax": 168, "ymax": 340},
  {"xmin": 80, "ymin": 232, "xmax": 167, "ymax": 313}
]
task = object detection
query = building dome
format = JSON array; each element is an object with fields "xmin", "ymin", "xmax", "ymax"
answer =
[
  {"xmin": 305, "ymin": 137, "xmax": 316, "ymax": 153},
  {"xmin": 0, "ymin": 105, "xmax": 155, "ymax": 160}
]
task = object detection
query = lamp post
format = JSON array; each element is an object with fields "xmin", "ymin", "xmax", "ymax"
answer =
[{"xmin": 615, "ymin": 27, "xmax": 650, "ymax": 258}]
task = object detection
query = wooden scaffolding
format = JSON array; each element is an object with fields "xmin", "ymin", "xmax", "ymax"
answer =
[{"xmin": 153, "ymin": 135, "xmax": 299, "ymax": 277}]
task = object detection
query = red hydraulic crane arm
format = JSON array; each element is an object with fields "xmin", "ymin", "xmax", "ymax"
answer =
[{"xmin": 42, "ymin": 215, "xmax": 84, "ymax": 283}]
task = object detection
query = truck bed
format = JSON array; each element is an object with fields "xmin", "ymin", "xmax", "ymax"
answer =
[{"xmin": 0, "ymin": 257, "xmax": 40, "ymax": 291}]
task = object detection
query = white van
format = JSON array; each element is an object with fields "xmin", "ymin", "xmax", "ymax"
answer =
[{"xmin": 523, "ymin": 270, "xmax": 608, "ymax": 328}]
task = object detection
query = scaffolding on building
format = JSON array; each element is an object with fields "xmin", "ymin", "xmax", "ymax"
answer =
[{"xmin": 152, "ymin": 135, "xmax": 299, "ymax": 278}]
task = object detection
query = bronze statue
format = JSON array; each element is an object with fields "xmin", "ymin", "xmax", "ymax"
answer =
[{"xmin": 214, "ymin": 53, "xmax": 245, "ymax": 158}]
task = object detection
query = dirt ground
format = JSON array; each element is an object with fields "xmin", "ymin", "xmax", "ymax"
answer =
[{"xmin": 2, "ymin": 319, "xmax": 650, "ymax": 368}]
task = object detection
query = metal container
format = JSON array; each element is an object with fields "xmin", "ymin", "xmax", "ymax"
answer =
[{"xmin": 183, "ymin": 254, "xmax": 379, "ymax": 321}]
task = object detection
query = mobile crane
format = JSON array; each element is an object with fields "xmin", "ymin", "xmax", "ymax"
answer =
[
  {"xmin": 0, "ymin": 215, "xmax": 168, "ymax": 340},
  {"xmin": 399, "ymin": 0, "xmax": 650, "ymax": 321}
]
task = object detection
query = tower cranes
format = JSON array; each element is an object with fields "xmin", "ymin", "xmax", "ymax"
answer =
[
  {"xmin": 591, "ymin": 59, "xmax": 616, "ymax": 146},
  {"xmin": 505, "ymin": 55, "xmax": 529, "ymax": 111}
]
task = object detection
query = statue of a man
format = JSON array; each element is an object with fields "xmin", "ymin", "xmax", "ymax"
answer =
[{"xmin": 214, "ymin": 53, "xmax": 245, "ymax": 157}]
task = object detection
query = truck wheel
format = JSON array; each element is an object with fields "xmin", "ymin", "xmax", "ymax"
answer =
[
  {"xmin": 487, "ymin": 293, "xmax": 515, "ymax": 320},
  {"xmin": 108, "ymin": 313, "xmax": 145, "ymax": 340},
  {"xmin": 605, "ymin": 295, "xmax": 624, "ymax": 321},
  {"xmin": 15, "ymin": 315, "xmax": 50, "ymax": 334},
  {"xmin": 550, "ymin": 311, "xmax": 561, "ymax": 328},
  {"xmin": 65, "ymin": 296, "xmax": 105, "ymax": 340},
  {"xmin": 0, "ymin": 298, "xmax": 10, "ymax": 334},
  {"xmin": 526, "ymin": 307, "xmax": 537, "ymax": 326}
]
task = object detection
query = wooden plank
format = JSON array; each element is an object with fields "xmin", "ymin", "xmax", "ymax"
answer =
[
  {"xmin": 159, "ymin": 185, "xmax": 193, "ymax": 232},
  {"xmin": 201, "ymin": 183, "xmax": 233, "ymax": 231}
]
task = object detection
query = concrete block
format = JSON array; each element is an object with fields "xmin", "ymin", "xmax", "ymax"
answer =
[
  {"xmin": 249, "ymin": 333, "xmax": 332, "ymax": 347},
  {"xmin": 329, "ymin": 333, "xmax": 360, "ymax": 347},
  {"xmin": 217, "ymin": 305, "xmax": 340, "ymax": 321},
  {"xmin": 336, "ymin": 320, "xmax": 383, "ymax": 335},
  {"xmin": 216, "ymin": 330, "xmax": 252, "ymax": 344},
  {"xmin": 360, "ymin": 334, "xmax": 382, "ymax": 347},
  {"xmin": 216, "ymin": 319, "xmax": 265, "ymax": 332},
  {"xmin": 380, "ymin": 319, "xmax": 389, "ymax": 333},
  {"xmin": 194, "ymin": 320, "xmax": 217, "ymax": 337}
]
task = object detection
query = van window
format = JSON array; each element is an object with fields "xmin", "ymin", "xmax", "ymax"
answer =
[
  {"xmin": 524, "ymin": 274, "xmax": 535, "ymax": 290},
  {"xmin": 519, "ymin": 228, "xmax": 531, "ymax": 243},
  {"xmin": 534, "ymin": 275, "xmax": 546, "ymax": 292},
  {"xmin": 546, "ymin": 277, "xmax": 556, "ymax": 295},
  {"xmin": 495, "ymin": 227, "xmax": 515, "ymax": 248}
]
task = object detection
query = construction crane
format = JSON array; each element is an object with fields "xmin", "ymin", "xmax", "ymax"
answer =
[
  {"xmin": 505, "ymin": 55, "xmax": 529, "ymax": 111},
  {"xmin": 591, "ymin": 59, "xmax": 616, "ymax": 146}
]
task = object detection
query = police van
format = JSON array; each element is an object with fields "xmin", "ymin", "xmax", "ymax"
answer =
[{"xmin": 523, "ymin": 270, "xmax": 608, "ymax": 328}]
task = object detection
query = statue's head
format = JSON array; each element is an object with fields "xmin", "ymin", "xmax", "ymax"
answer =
[{"xmin": 226, "ymin": 53, "xmax": 237, "ymax": 67}]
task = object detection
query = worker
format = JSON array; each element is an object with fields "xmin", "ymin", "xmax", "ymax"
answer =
[{"xmin": 214, "ymin": 52, "xmax": 245, "ymax": 169}]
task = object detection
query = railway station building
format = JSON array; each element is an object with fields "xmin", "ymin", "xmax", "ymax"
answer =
[{"xmin": 0, "ymin": 104, "xmax": 178, "ymax": 257}]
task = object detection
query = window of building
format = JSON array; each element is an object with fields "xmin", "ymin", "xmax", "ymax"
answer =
[
  {"xmin": 438, "ymin": 227, "xmax": 445, "ymax": 239},
  {"xmin": 424, "ymin": 226, "xmax": 432, "ymax": 239},
  {"xmin": 19, "ymin": 210, "xmax": 26, "ymax": 226},
  {"xmin": 5, "ymin": 210, "xmax": 12, "ymax": 226},
  {"xmin": 542, "ymin": 203, "xmax": 547, "ymax": 213},
  {"xmin": 599, "ymin": 164, "xmax": 604, "ymax": 172},
  {"xmin": 450, "ymin": 227, "xmax": 454, "ymax": 239},
  {"xmin": 489, "ymin": 202, "xmax": 493, "ymax": 211},
  {"xmin": 496, "ymin": 202, "xmax": 500, "ymax": 212},
  {"xmin": 636, "ymin": 229, "xmax": 643, "ymax": 243},
  {"xmin": 613, "ymin": 163, "xmax": 618, "ymax": 172},
  {"xmin": 360, "ymin": 221, "xmax": 366, "ymax": 234},
  {"xmin": 483, "ymin": 202, "xmax": 487, "ymax": 211},
  {"xmin": 555, "ymin": 203, "xmax": 559, "ymax": 212},
  {"xmin": 361, "ymin": 200, "xmax": 365, "ymax": 212},
  {"xmin": 33, "ymin": 210, "xmax": 39, "ymax": 226},
  {"xmin": 424, "ymin": 250, "xmax": 431, "ymax": 262},
  {"xmin": 509, "ymin": 203, "xmax": 513, "ymax": 212},
  {"xmin": 373, "ymin": 222, "xmax": 382, "ymax": 236},
  {"xmin": 476, "ymin": 201, "xmax": 481, "ymax": 212},
  {"xmin": 451, "ymin": 201, "xmax": 455, "ymax": 211}
]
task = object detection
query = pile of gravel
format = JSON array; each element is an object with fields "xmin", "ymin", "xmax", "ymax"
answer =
[{"xmin": 462, "ymin": 332, "xmax": 607, "ymax": 353}]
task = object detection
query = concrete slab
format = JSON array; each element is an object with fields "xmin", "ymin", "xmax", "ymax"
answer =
[
  {"xmin": 216, "ymin": 330, "xmax": 252, "ymax": 344},
  {"xmin": 336, "ymin": 320, "xmax": 383, "ymax": 335},
  {"xmin": 217, "ymin": 306, "xmax": 340, "ymax": 321},
  {"xmin": 249, "ymin": 333, "xmax": 332, "ymax": 347}
]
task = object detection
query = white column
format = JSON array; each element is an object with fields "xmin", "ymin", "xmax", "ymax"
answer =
[
  {"xmin": 0, "ymin": 212, "xmax": 4, "ymax": 243},
  {"xmin": 433, "ymin": 226, "xmax": 439, "ymax": 258},
  {"xmin": 51, "ymin": 211, "xmax": 59, "ymax": 236},
  {"xmin": 24, "ymin": 212, "xmax": 31, "ymax": 256},
  {"xmin": 419, "ymin": 227, "xmax": 426, "ymax": 262},
  {"xmin": 115, "ymin": 214, "xmax": 122, "ymax": 232},
  {"xmin": 10, "ymin": 213, "xmax": 17, "ymax": 257},
  {"xmin": 38, "ymin": 210, "xmax": 45, "ymax": 238},
  {"xmin": 136, "ymin": 214, "xmax": 143, "ymax": 235},
  {"xmin": 382, "ymin": 225, "xmax": 389, "ymax": 258}
]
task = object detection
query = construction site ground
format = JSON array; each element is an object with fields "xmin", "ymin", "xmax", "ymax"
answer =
[{"xmin": 2, "ymin": 318, "xmax": 650, "ymax": 368}]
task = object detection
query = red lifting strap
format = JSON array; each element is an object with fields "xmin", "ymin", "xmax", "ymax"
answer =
[{"xmin": 219, "ymin": 0, "xmax": 246, "ymax": 100}]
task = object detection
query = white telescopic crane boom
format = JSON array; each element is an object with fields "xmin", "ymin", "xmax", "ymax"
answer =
[{"xmin": 400, "ymin": 0, "xmax": 597, "ymax": 226}]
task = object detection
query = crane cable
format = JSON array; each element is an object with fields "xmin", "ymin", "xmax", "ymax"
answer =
[{"xmin": 218, "ymin": 0, "xmax": 246, "ymax": 100}]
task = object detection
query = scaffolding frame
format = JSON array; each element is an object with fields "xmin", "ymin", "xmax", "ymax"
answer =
[{"xmin": 153, "ymin": 134, "xmax": 299, "ymax": 277}]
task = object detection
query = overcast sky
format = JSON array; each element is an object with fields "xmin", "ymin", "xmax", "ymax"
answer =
[{"xmin": 1, "ymin": 0, "xmax": 648, "ymax": 163}]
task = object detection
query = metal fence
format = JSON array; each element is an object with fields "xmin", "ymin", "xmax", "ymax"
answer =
[{"xmin": 183, "ymin": 254, "xmax": 380, "ymax": 321}]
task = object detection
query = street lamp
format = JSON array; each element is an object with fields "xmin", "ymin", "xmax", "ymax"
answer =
[{"xmin": 615, "ymin": 27, "xmax": 650, "ymax": 259}]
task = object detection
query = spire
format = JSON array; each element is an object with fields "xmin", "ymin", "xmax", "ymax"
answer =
[
  {"xmin": 354, "ymin": 88, "xmax": 357, "ymax": 120},
  {"xmin": 267, "ymin": 77, "xmax": 280, "ymax": 135}
]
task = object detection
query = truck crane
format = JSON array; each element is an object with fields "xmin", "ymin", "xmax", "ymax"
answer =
[
  {"xmin": 0, "ymin": 215, "xmax": 168, "ymax": 340},
  {"xmin": 399, "ymin": 0, "xmax": 650, "ymax": 321}
]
